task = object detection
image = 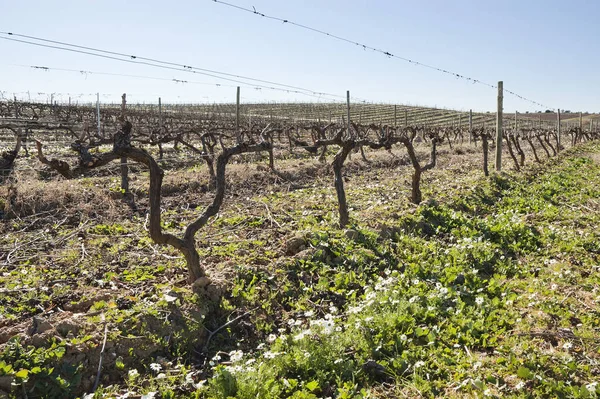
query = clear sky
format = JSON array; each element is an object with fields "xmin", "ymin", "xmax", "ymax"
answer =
[{"xmin": 1, "ymin": 0, "xmax": 598, "ymax": 112}]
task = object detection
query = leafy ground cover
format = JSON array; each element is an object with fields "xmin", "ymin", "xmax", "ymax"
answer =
[{"xmin": 1, "ymin": 143, "xmax": 599, "ymax": 398}]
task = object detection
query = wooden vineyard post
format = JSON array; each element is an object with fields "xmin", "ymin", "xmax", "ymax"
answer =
[
  {"xmin": 120, "ymin": 93, "xmax": 129, "ymax": 196},
  {"xmin": 120, "ymin": 93, "xmax": 126, "ymax": 121},
  {"xmin": 495, "ymin": 81, "xmax": 503, "ymax": 172},
  {"xmin": 405, "ymin": 109, "xmax": 408, "ymax": 127},
  {"xmin": 96, "ymin": 93, "xmax": 101, "ymax": 137},
  {"xmin": 580, "ymin": 112, "xmax": 583, "ymax": 129},
  {"xmin": 346, "ymin": 92, "xmax": 352, "ymax": 160},
  {"xmin": 557, "ymin": 109, "xmax": 561, "ymax": 151},
  {"xmin": 158, "ymin": 97, "xmax": 163, "ymax": 132},
  {"xmin": 394, "ymin": 105, "xmax": 397, "ymax": 129},
  {"xmin": 13, "ymin": 95, "xmax": 27, "ymax": 155},
  {"xmin": 515, "ymin": 111, "xmax": 518, "ymax": 131},
  {"xmin": 236, "ymin": 86, "xmax": 241, "ymax": 143},
  {"xmin": 469, "ymin": 109, "xmax": 473, "ymax": 145},
  {"xmin": 346, "ymin": 91, "xmax": 351, "ymax": 134}
]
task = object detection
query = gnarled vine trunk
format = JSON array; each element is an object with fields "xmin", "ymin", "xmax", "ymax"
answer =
[
  {"xmin": 0, "ymin": 134, "xmax": 21, "ymax": 179},
  {"xmin": 402, "ymin": 137, "xmax": 438, "ymax": 204},
  {"xmin": 332, "ymin": 142, "xmax": 354, "ymax": 228}
]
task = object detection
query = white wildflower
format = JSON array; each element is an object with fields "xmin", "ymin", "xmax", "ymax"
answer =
[
  {"xmin": 225, "ymin": 365, "xmax": 243, "ymax": 374},
  {"xmin": 293, "ymin": 329, "xmax": 311, "ymax": 341},
  {"xmin": 264, "ymin": 351, "xmax": 280, "ymax": 359},
  {"xmin": 414, "ymin": 361, "xmax": 425, "ymax": 369},
  {"xmin": 195, "ymin": 380, "xmax": 207, "ymax": 389},
  {"xmin": 229, "ymin": 350, "xmax": 244, "ymax": 363},
  {"xmin": 163, "ymin": 294, "xmax": 177, "ymax": 303},
  {"xmin": 267, "ymin": 334, "xmax": 277, "ymax": 343},
  {"xmin": 149, "ymin": 363, "xmax": 161, "ymax": 372},
  {"xmin": 185, "ymin": 372, "xmax": 194, "ymax": 384},
  {"xmin": 128, "ymin": 369, "xmax": 139, "ymax": 378},
  {"xmin": 209, "ymin": 354, "xmax": 221, "ymax": 366},
  {"xmin": 475, "ymin": 297, "xmax": 484, "ymax": 306},
  {"xmin": 347, "ymin": 305, "xmax": 363, "ymax": 314},
  {"xmin": 310, "ymin": 318, "xmax": 335, "ymax": 335}
]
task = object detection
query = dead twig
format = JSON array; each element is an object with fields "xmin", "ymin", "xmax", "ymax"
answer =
[
  {"xmin": 92, "ymin": 314, "xmax": 108, "ymax": 393},
  {"xmin": 73, "ymin": 242, "xmax": 88, "ymax": 268},
  {"xmin": 202, "ymin": 307, "xmax": 258, "ymax": 352},
  {"xmin": 262, "ymin": 202, "xmax": 282, "ymax": 228}
]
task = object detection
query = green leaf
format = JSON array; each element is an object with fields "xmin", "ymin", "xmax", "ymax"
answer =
[
  {"xmin": 517, "ymin": 366, "xmax": 533, "ymax": 380},
  {"xmin": 15, "ymin": 369, "xmax": 29, "ymax": 379},
  {"xmin": 305, "ymin": 380, "xmax": 319, "ymax": 392}
]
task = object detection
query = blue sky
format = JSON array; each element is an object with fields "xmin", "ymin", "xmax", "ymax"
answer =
[{"xmin": 1, "ymin": 0, "xmax": 598, "ymax": 112}]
